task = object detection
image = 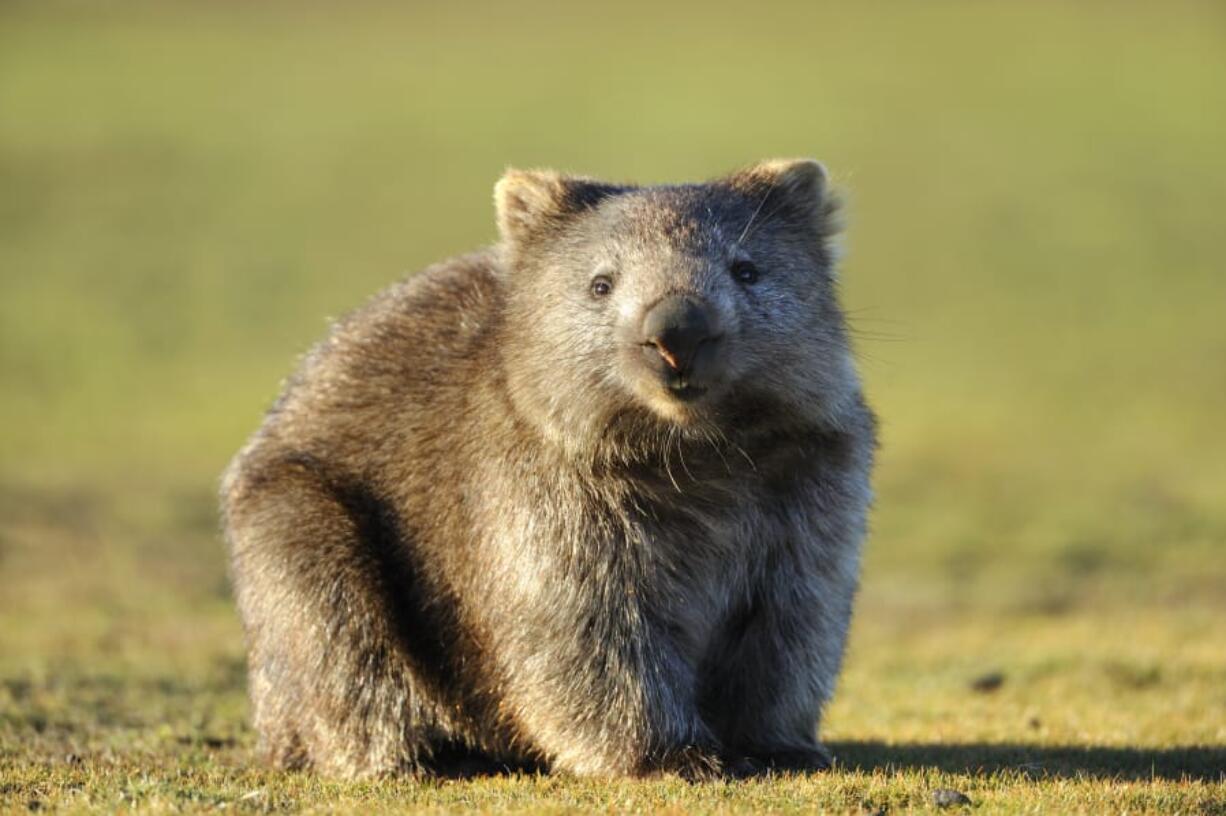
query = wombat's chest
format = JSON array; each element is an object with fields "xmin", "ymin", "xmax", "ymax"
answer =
[
  {"xmin": 474, "ymin": 482, "xmax": 795, "ymax": 661},
  {"xmin": 631, "ymin": 508, "xmax": 782, "ymax": 658}
]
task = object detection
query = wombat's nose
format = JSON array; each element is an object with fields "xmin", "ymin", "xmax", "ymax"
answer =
[{"xmin": 640, "ymin": 296, "xmax": 714, "ymax": 373}]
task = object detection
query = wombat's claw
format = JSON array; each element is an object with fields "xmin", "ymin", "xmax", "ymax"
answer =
[
  {"xmin": 721, "ymin": 755, "xmax": 765, "ymax": 779},
  {"xmin": 649, "ymin": 744, "xmax": 726, "ymax": 782}
]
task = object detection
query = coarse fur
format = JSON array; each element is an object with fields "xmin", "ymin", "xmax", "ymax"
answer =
[{"xmin": 220, "ymin": 159, "xmax": 877, "ymax": 779}]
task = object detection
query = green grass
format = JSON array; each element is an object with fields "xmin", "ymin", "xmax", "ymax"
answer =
[{"xmin": 2, "ymin": 1, "xmax": 1225, "ymax": 812}]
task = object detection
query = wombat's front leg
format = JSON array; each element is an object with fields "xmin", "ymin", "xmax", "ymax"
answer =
[
  {"xmin": 540, "ymin": 651, "xmax": 726, "ymax": 779},
  {"xmin": 698, "ymin": 551, "xmax": 858, "ymax": 774},
  {"xmin": 487, "ymin": 599, "xmax": 726, "ymax": 779}
]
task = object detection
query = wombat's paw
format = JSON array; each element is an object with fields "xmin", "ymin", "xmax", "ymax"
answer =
[
  {"xmin": 751, "ymin": 744, "xmax": 834, "ymax": 775},
  {"xmin": 646, "ymin": 744, "xmax": 727, "ymax": 782},
  {"xmin": 721, "ymin": 755, "xmax": 765, "ymax": 779}
]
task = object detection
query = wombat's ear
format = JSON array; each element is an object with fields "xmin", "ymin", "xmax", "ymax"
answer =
[
  {"xmin": 495, "ymin": 169, "xmax": 625, "ymax": 245},
  {"xmin": 724, "ymin": 158, "xmax": 841, "ymax": 238}
]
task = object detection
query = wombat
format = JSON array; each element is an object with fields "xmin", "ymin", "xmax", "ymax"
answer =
[{"xmin": 220, "ymin": 159, "xmax": 876, "ymax": 779}]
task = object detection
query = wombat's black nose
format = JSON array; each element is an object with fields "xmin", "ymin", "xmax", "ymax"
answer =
[{"xmin": 641, "ymin": 296, "xmax": 714, "ymax": 373}]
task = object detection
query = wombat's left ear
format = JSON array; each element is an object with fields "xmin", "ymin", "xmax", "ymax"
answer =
[
  {"xmin": 494, "ymin": 169, "xmax": 625, "ymax": 245},
  {"xmin": 724, "ymin": 158, "xmax": 841, "ymax": 237}
]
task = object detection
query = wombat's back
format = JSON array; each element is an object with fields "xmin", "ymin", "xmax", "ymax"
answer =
[{"xmin": 236, "ymin": 249, "xmax": 505, "ymax": 470}]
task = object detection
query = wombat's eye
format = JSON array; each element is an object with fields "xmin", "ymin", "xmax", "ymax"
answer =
[
  {"xmin": 590, "ymin": 274, "xmax": 614, "ymax": 298},
  {"xmin": 730, "ymin": 260, "xmax": 760, "ymax": 285}
]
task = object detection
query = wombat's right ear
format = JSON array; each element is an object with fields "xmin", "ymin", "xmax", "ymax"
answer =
[{"xmin": 495, "ymin": 169, "xmax": 624, "ymax": 245}]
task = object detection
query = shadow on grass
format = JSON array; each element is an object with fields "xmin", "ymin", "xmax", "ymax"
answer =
[
  {"xmin": 351, "ymin": 743, "xmax": 1226, "ymax": 783},
  {"xmin": 831, "ymin": 740, "xmax": 1226, "ymax": 782}
]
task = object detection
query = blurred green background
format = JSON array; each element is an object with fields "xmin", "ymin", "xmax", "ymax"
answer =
[{"xmin": 1, "ymin": 0, "xmax": 1224, "ymax": 810}]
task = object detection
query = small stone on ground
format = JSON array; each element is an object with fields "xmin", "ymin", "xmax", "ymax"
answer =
[{"xmin": 932, "ymin": 788, "xmax": 972, "ymax": 807}]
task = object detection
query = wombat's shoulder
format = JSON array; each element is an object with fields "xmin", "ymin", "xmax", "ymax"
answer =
[
  {"xmin": 326, "ymin": 248, "xmax": 505, "ymax": 367},
  {"xmin": 249, "ymin": 249, "xmax": 506, "ymax": 458}
]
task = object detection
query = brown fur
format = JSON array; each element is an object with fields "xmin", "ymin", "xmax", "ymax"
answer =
[{"xmin": 221, "ymin": 159, "xmax": 877, "ymax": 779}]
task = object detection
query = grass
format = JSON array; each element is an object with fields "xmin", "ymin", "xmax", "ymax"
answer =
[{"xmin": 1, "ymin": 0, "xmax": 1225, "ymax": 812}]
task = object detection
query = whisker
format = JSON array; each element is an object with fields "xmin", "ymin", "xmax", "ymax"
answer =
[
  {"xmin": 676, "ymin": 429, "xmax": 696, "ymax": 483},
  {"xmin": 700, "ymin": 425, "xmax": 733, "ymax": 476},
  {"xmin": 662, "ymin": 427, "xmax": 681, "ymax": 492},
  {"xmin": 739, "ymin": 196, "xmax": 793, "ymax": 245},
  {"xmin": 736, "ymin": 187, "xmax": 775, "ymax": 247},
  {"xmin": 730, "ymin": 440, "xmax": 758, "ymax": 473},
  {"xmin": 847, "ymin": 329, "xmax": 907, "ymax": 343}
]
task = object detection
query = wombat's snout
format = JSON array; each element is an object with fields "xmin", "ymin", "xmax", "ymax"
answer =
[{"xmin": 639, "ymin": 295, "xmax": 723, "ymax": 393}]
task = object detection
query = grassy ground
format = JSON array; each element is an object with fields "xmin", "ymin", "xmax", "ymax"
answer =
[{"xmin": 2, "ymin": 1, "xmax": 1225, "ymax": 812}]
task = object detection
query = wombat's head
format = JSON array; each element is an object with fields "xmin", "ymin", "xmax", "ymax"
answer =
[{"xmin": 495, "ymin": 160, "xmax": 861, "ymax": 460}]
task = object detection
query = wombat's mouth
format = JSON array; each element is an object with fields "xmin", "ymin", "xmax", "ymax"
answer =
[{"xmin": 668, "ymin": 383, "xmax": 709, "ymax": 402}]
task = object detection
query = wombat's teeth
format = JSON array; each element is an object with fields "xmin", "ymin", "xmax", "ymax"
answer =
[{"xmin": 667, "ymin": 381, "xmax": 709, "ymax": 402}]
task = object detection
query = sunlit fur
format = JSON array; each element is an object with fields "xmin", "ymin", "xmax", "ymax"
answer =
[{"xmin": 221, "ymin": 160, "xmax": 877, "ymax": 779}]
